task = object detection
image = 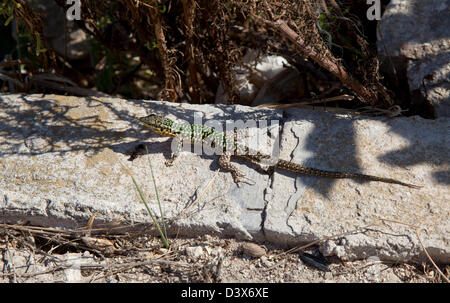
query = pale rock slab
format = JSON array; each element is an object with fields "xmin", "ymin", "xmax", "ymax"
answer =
[
  {"xmin": 0, "ymin": 94, "xmax": 280, "ymax": 241},
  {"xmin": 377, "ymin": 0, "xmax": 450, "ymax": 117},
  {"xmin": 264, "ymin": 108, "xmax": 449, "ymax": 263},
  {"xmin": 0, "ymin": 94, "xmax": 448, "ymax": 263}
]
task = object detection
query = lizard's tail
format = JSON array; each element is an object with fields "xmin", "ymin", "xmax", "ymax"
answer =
[{"xmin": 275, "ymin": 160, "xmax": 422, "ymax": 189}]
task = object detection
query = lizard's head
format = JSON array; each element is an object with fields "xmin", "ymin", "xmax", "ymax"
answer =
[{"xmin": 139, "ymin": 114, "xmax": 176, "ymax": 137}]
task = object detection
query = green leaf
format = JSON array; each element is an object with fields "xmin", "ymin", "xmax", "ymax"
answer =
[{"xmin": 4, "ymin": 14, "xmax": 13, "ymax": 26}]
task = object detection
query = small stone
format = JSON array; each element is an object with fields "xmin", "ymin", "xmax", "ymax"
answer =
[
  {"xmin": 204, "ymin": 246, "xmax": 222, "ymax": 256},
  {"xmin": 383, "ymin": 271, "xmax": 402, "ymax": 283},
  {"xmin": 159, "ymin": 248, "xmax": 169, "ymax": 254},
  {"xmin": 260, "ymin": 256, "xmax": 273, "ymax": 267},
  {"xmin": 204, "ymin": 246, "xmax": 212, "ymax": 255},
  {"xmin": 201, "ymin": 234, "xmax": 213, "ymax": 241},
  {"xmin": 241, "ymin": 242, "xmax": 266, "ymax": 258},
  {"xmin": 184, "ymin": 246, "xmax": 204, "ymax": 259}
]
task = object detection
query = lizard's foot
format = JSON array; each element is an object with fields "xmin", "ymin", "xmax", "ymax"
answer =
[
  {"xmin": 232, "ymin": 171, "xmax": 256, "ymax": 185},
  {"xmin": 165, "ymin": 159, "xmax": 175, "ymax": 167},
  {"xmin": 165, "ymin": 153, "xmax": 178, "ymax": 166},
  {"xmin": 231, "ymin": 171, "xmax": 246, "ymax": 183},
  {"xmin": 219, "ymin": 153, "xmax": 255, "ymax": 185}
]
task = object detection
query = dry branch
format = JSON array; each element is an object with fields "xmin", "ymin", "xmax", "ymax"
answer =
[
  {"xmin": 182, "ymin": 0, "xmax": 201, "ymax": 104},
  {"xmin": 271, "ymin": 19, "xmax": 377, "ymax": 105},
  {"xmin": 148, "ymin": 5, "xmax": 178, "ymax": 102}
]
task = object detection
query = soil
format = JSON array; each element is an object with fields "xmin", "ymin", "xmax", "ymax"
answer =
[{"xmin": 1, "ymin": 233, "xmax": 442, "ymax": 283}]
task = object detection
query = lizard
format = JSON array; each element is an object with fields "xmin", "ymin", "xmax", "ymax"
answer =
[{"xmin": 139, "ymin": 113, "xmax": 421, "ymax": 189}]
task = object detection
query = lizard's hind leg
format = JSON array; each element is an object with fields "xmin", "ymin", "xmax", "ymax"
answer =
[
  {"xmin": 165, "ymin": 137, "xmax": 183, "ymax": 166},
  {"xmin": 218, "ymin": 153, "xmax": 247, "ymax": 184}
]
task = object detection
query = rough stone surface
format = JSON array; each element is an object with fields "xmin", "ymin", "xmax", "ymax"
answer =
[
  {"xmin": 264, "ymin": 108, "xmax": 449, "ymax": 263},
  {"xmin": 0, "ymin": 94, "xmax": 448, "ymax": 264},
  {"xmin": 0, "ymin": 94, "xmax": 280, "ymax": 242},
  {"xmin": 377, "ymin": 0, "xmax": 450, "ymax": 117}
]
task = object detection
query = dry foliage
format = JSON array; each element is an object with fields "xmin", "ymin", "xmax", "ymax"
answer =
[{"xmin": 4, "ymin": 0, "xmax": 397, "ymax": 107}]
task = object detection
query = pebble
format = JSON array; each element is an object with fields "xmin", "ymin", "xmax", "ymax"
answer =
[
  {"xmin": 185, "ymin": 246, "xmax": 204, "ymax": 259},
  {"xmin": 260, "ymin": 256, "xmax": 273, "ymax": 267},
  {"xmin": 241, "ymin": 242, "xmax": 266, "ymax": 258}
]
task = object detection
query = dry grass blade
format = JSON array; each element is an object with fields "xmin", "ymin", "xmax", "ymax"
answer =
[
  {"xmin": 82, "ymin": 258, "xmax": 194, "ymax": 271},
  {"xmin": 179, "ymin": 168, "xmax": 221, "ymax": 216},
  {"xmin": 257, "ymin": 95, "xmax": 354, "ymax": 110},
  {"xmin": 281, "ymin": 224, "xmax": 376, "ymax": 257},
  {"xmin": 118, "ymin": 157, "xmax": 169, "ymax": 248},
  {"xmin": 414, "ymin": 228, "xmax": 449, "ymax": 283},
  {"xmin": 262, "ymin": 224, "xmax": 376, "ymax": 271}
]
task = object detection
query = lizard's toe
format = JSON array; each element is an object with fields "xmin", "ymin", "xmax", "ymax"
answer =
[{"xmin": 231, "ymin": 171, "xmax": 246, "ymax": 184}]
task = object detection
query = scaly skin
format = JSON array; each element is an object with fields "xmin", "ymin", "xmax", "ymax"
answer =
[{"xmin": 139, "ymin": 114, "xmax": 421, "ymax": 188}]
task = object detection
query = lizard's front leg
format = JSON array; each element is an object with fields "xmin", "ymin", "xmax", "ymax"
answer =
[
  {"xmin": 165, "ymin": 136, "xmax": 182, "ymax": 166},
  {"xmin": 219, "ymin": 152, "xmax": 246, "ymax": 183}
]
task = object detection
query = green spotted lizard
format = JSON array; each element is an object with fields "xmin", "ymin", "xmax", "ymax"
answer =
[{"xmin": 139, "ymin": 114, "xmax": 421, "ymax": 188}]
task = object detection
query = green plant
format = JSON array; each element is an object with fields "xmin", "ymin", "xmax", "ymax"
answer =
[
  {"xmin": 0, "ymin": 0, "xmax": 47, "ymax": 57},
  {"xmin": 123, "ymin": 146, "xmax": 169, "ymax": 249}
]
